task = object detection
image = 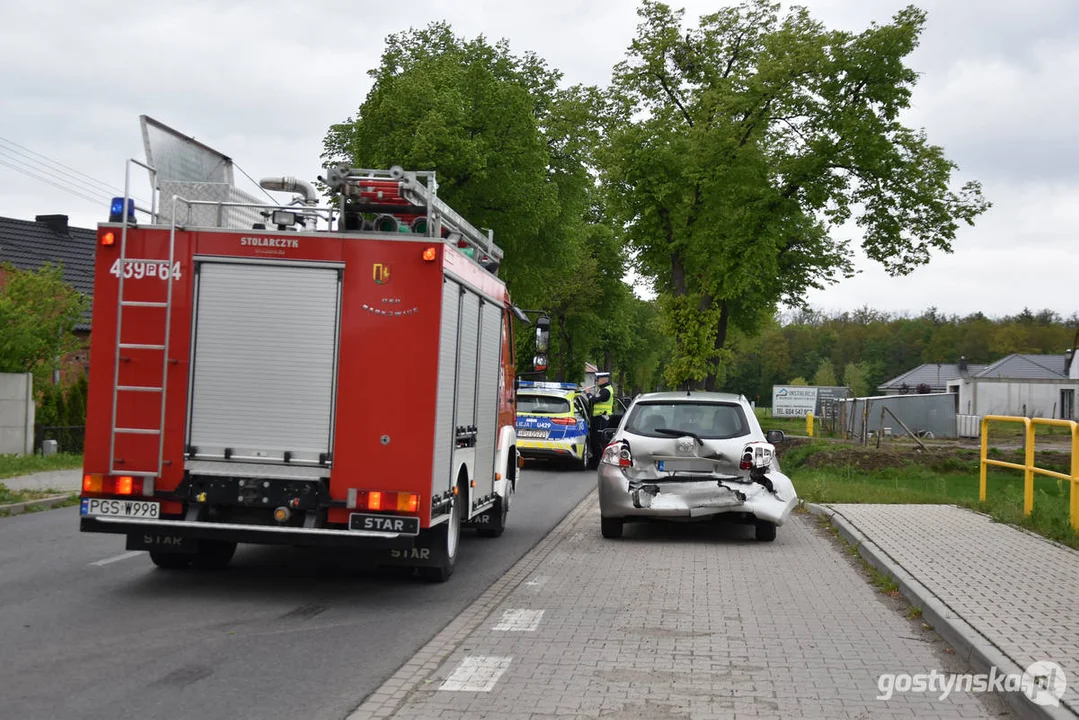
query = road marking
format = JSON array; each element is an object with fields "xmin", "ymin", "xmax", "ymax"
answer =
[
  {"xmin": 524, "ymin": 575, "xmax": 548, "ymax": 588},
  {"xmin": 493, "ymin": 609, "xmax": 545, "ymax": 632},
  {"xmin": 439, "ymin": 656, "xmax": 512, "ymax": 692},
  {"xmin": 90, "ymin": 551, "xmax": 142, "ymax": 567}
]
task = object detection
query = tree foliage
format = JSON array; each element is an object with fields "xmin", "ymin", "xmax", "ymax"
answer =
[
  {"xmin": 723, "ymin": 307, "xmax": 1077, "ymax": 403},
  {"xmin": 323, "ymin": 23, "xmax": 645, "ymax": 383},
  {"xmin": 0, "ymin": 263, "xmax": 88, "ymax": 382},
  {"xmin": 599, "ymin": 0, "xmax": 990, "ymax": 389}
]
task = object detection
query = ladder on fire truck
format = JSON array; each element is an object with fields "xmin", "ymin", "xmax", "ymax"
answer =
[
  {"xmin": 107, "ymin": 159, "xmax": 175, "ymax": 485},
  {"xmin": 323, "ymin": 164, "xmax": 504, "ymax": 267}
]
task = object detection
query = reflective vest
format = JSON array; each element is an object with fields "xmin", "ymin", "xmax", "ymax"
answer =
[{"xmin": 591, "ymin": 386, "xmax": 614, "ymax": 416}]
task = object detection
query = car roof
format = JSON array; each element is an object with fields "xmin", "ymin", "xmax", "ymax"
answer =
[{"xmin": 631, "ymin": 391, "xmax": 745, "ymax": 404}]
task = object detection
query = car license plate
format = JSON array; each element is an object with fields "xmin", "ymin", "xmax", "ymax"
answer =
[
  {"xmin": 657, "ymin": 459, "xmax": 712, "ymax": 472},
  {"xmin": 349, "ymin": 513, "xmax": 420, "ymax": 535},
  {"xmin": 518, "ymin": 429, "xmax": 548, "ymax": 439},
  {"xmin": 80, "ymin": 498, "xmax": 160, "ymax": 518}
]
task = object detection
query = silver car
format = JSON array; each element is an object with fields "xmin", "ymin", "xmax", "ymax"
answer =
[{"xmin": 597, "ymin": 391, "xmax": 798, "ymax": 541}]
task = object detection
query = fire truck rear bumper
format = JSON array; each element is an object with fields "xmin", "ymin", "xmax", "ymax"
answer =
[{"xmin": 80, "ymin": 516, "xmax": 415, "ymax": 550}]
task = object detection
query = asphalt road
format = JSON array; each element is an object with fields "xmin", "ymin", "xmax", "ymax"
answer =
[{"xmin": 0, "ymin": 463, "xmax": 594, "ymax": 720}]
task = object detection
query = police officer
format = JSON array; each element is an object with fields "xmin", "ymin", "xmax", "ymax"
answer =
[{"xmin": 590, "ymin": 373, "xmax": 614, "ymax": 418}]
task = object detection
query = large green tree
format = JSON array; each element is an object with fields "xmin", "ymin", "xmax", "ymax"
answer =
[
  {"xmin": 599, "ymin": 1, "xmax": 990, "ymax": 389},
  {"xmin": 323, "ymin": 23, "xmax": 638, "ymax": 383}
]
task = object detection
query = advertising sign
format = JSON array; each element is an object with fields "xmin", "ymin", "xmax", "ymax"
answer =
[{"xmin": 772, "ymin": 386, "xmax": 819, "ymax": 417}]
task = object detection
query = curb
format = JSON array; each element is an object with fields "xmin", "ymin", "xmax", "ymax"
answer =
[
  {"xmin": 346, "ymin": 489, "xmax": 597, "ymax": 719},
  {"xmin": 806, "ymin": 503, "xmax": 1075, "ymax": 720},
  {"xmin": 0, "ymin": 494, "xmax": 76, "ymax": 516}
]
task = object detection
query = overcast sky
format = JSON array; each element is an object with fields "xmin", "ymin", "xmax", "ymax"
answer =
[{"xmin": 1, "ymin": 0, "xmax": 1076, "ymax": 320}]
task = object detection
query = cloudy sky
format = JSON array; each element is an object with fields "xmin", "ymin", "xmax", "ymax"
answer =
[{"xmin": 1, "ymin": 0, "xmax": 1076, "ymax": 319}]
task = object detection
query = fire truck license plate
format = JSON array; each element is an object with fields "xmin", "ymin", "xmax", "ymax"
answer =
[
  {"xmin": 349, "ymin": 513, "xmax": 420, "ymax": 535},
  {"xmin": 81, "ymin": 498, "xmax": 160, "ymax": 518}
]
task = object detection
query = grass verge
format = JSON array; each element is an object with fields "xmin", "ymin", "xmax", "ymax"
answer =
[
  {"xmin": 784, "ymin": 440, "xmax": 1078, "ymax": 549},
  {"xmin": 0, "ymin": 453, "xmax": 83, "ymax": 481}
]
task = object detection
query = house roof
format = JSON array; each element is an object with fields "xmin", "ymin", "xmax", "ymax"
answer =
[
  {"xmin": 877, "ymin": 362, "xmax": 987, "ymax": 392},
  {"xmin": 974, "ymin": 353, "xmax": 1068, "ymax": 380},
  {"xmin": 0, "ymin": 214, "xmax": 96, "ymax": 330}
]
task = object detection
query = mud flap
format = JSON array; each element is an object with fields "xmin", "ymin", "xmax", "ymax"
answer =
[
  {"xmin": 127, "ymin": 532, "xmax": 197, "ymax": 554},
  {"xmin": 462, "ymin": 502, "xmax": 501, "ymax": 531},
  {"xmin": 375, "ymin": 521, "xmax": 452, "ymax": 568}
]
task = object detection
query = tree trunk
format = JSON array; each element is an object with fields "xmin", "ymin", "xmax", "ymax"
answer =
[{"xmin": 703, "ymin": 301, "xmax": 731, "ymax": 391}]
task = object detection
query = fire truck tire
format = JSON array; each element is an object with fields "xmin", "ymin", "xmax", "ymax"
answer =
[
  {"xmin": 192, "ymin": 540, "xmax": 238, "ymax": 570},
  {"xmin": 419, "ymin": 480, "xmax": 464, "ymax": 583},
  {"xmin": 149, "ymin": 551, "xmax": 192, "ymax": 570}
]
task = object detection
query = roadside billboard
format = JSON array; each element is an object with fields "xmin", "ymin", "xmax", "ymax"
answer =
[{"xmin": 772, "ymin": 386, "xmax": 819, "ymax": 417}]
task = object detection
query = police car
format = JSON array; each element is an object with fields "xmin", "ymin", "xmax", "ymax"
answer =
[{"xmin": 515, "ymin": 381, "xmax": 592, "ymax": 470}]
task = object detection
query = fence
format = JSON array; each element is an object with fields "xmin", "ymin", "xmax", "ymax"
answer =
[
  {"xmin": 979, "ymin": 415, "xmax": 1079, "ymax": 531},
  {"xmin": 837, "ymin": 393, "xmax": 957, "ymax": 441},
  {"xmin": 34, "ymin": 425, "xmax": 86, "ymax": 454}
]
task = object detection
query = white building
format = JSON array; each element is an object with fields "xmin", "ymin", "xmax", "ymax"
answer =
[{"xmin": 947, "ymin": 353, "xmax": 1077, "ymax": 420}]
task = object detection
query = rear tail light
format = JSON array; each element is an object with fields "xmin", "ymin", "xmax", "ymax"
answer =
[
  {"xmin": 550, "ymin": 417, "xmax": 577, "ymax": 426},
  {"xmin": 356, "ymin": 490, "xmax": 419, "ymax": 513},
  {"xmin": 601, "ymin": 442, "xmax": 633, "ymax": 468},
  {"xmin": 740, "ymin": 450, "xmax": 753, "ymax": 470},
  {"xmin": 82, "ymin": 474, "xmax": 144, "ymax": 495}
]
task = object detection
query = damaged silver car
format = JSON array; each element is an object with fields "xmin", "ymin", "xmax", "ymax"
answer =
[{"xmin": 597, "ymin": 391, "xmax": 798, "ymax": 541}]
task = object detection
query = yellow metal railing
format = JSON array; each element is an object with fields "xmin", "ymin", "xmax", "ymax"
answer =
[{"xmin": 979, "ymin": 415, "xmax": 1079, "ymax": 530}]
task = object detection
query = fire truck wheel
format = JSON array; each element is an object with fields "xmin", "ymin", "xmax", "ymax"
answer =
[
  {"xmin": 149, "ymin": 551, "xmax": 192, "ymax": 570},
  {"xmin": 192, "ymin": 540, "xmax": 238, "ymax": 570},
  {"xmin": 419, "ymin": 482, "xmax": 463, "ymax": 582}
]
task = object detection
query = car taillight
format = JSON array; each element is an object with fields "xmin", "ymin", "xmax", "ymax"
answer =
[
  {"xmin": 601, "ymin": 442, "xmax": 632, "ymax": 468},
  {"xmin": 356, "ymin": 490, "xmax": 419, "ymax": 513},
  {"xmin": 550, "ymin": 417, "xmax": 577, "ymax": 426},
  {"xmin": 740, "ymin": 450, "xmax": 753, "ymax": 470}
]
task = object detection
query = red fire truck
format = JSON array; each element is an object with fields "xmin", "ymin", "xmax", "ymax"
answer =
[{"xmin": 80, "ymin": 146, "xmax": 524, "ymax": 581}]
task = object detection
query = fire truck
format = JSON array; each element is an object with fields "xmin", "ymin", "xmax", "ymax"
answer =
[{"xmin": 79, "ymin": 119, "xmax": 525, "ymax": 581}]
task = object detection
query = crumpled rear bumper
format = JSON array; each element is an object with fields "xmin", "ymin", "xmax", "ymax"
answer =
[{"xmin": 598, "ymin": 467, "xmax": 798, "ymax": 526}]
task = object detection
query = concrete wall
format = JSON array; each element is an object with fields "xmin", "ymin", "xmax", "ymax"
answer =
[{"xmin": 0, "ymin": 373, "xmax": 35, "ymax": 455}]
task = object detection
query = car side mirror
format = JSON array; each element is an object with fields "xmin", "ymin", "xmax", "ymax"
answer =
[{"xmin": 765, "ymin": 430, "xmax": 785, "ymax": 444}]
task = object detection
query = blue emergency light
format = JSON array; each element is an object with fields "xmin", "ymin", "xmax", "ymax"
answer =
[
  {"xmin": 109, "ymin": 197, "xmax": 136, "ymax": 224},
  {"xmin": 517, "ymin": 381, "xmax": 580, "ymax": 391}
]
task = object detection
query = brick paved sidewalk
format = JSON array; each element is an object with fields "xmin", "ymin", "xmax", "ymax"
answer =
[
  {"xmin": 825, "ymin": 504, "xmax": 1079, "ymax": 718},
  {"xmin": 350, "ymin": 493, "xmax": 1003, "ymax": 719}
]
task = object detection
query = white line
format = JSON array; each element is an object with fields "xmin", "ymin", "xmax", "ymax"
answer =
[
  {"xmin": 524, "ymin": 575, "xmax": 548, "ymax": 588},
  {"xmin": 439, "ymin": 656, "xmax": 512, "ymax": 692},
  {"xmin": 90, "ymin": 551, "xmax": 143, "ymax": 567},
  {"xmin": 493, "ymin": 609, "xmax": 545, "ymax": 632}
]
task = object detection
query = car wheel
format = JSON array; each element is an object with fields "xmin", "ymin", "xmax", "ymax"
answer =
[
  {"xmin": 755, "ymin": 521, "xmax": 777, "ymax": 542},
  {"xmin": 419, "ymin": 479, "xmax": 463, "ymax": 582},
  {"xmin": 149, "ymin": 551, "xmax": 192, "ymax": 570},
  {"xmin": 192, "ymin": 540, "xmax": 237, "ymax": 570},
  {"xmin": 601, "ymin": 516, "xmax": 623, "ymax": 539}
]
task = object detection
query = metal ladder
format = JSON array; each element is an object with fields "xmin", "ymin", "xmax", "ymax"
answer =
[{"xmin": 107, "ymin": 161, "xmax": 174, "ymax": 486}]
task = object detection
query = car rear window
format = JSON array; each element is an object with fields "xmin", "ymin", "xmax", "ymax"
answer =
[
  {"xmin": 518, "ymin": 394, "xmax": 571, "ymax": 415},
  {"xmin": 624, "ymin": 402, "xmax": 748, "ymax": 439}
]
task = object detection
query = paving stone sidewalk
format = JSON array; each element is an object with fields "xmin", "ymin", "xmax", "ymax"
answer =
[
  {"xmin": 350, "ymin": 493, "xmax": 1004, "ymax": 720},
  {"xmin": 826, "ymin": 504, "xmax": 1079, "ymax": 717}
]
